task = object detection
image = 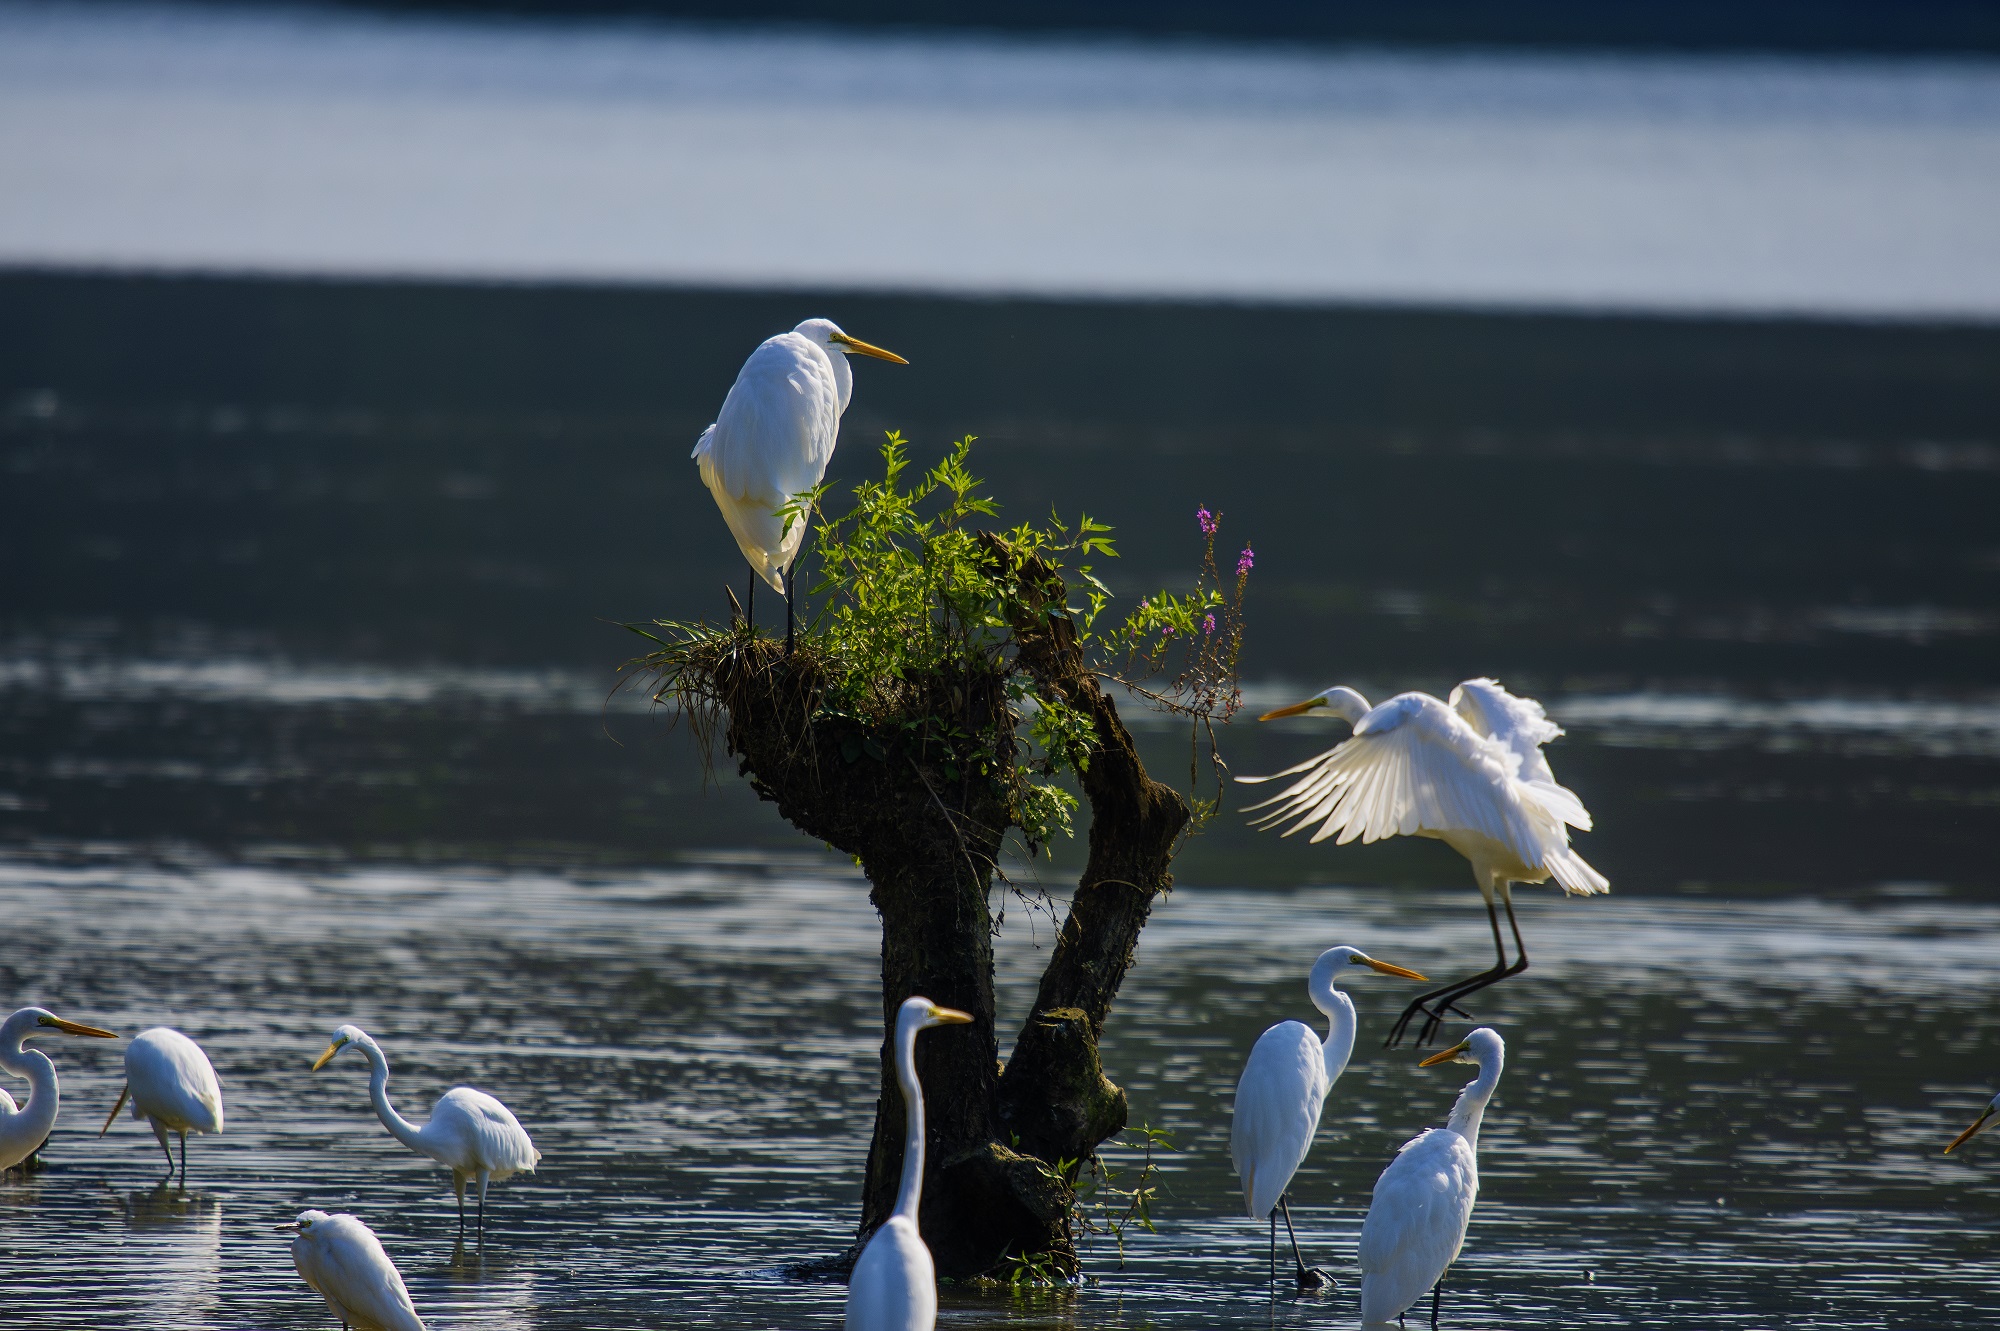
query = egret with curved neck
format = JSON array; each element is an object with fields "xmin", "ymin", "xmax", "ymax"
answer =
[
  {"xmin": 0, "ymin": 1006, "xmax": 118, "ymax": 1171},
  {"xmin": 1245, "ymin": 679, "xmax": 1606, "ymax": 1046},
  {"xmin": 1230, "ymin": 946, "xmax": 1426, "ymax": 1291},
  {"xmin": 845, "ymin": 995, "xmax": 972, "ymax": 1331},
  {"xmin": 312, "ymin": 1024, "xmax": 540, "ymax": 1246},
  {"xmin": 1358, "ymin": 1027, "xmax": 1507, "ymax": 1326}
]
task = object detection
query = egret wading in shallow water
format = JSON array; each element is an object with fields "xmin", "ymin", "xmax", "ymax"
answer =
[
  {"xmin": 845, "ymin": 996, "xmax": 973, "ymax": 1331},
  {"xmin": 1359, "ymin": 1028, "xmax": 1506, "ymax": 1328},
  {"xmin": 281, "ymin": 1209, "xmax": 426, "ymax": 1331},
  {"xmin": 100, "ymin": 1027, "xmax": 224, "ymax": 1189},
  {"xmin": 1946, "ymin": 1091, "xmax": 2000, "ymax": 1153},
  {"xmin": 312, "ymin": 1025, "xmax": 539, "ymax": 1245},
  {"xmin": 0, "ymin": 1007, "xmax": 118, "ymax": 1171},
  {"xmin": 1242, "ymin": 680, "xmax": 1606, "ymax": 1046},
  {"xmin": 693, "ymin": 318, "xmax": 908, "ymax": 649},
  {"xmin": 1231, "ymin": 946, "xmax": 1427, "ymax": 1292}
]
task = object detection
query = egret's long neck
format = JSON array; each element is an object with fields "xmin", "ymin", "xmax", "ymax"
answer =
[
  {"xmin": 0, "ymin": 1026, "xmax": 58, "ymax": 1143},
  {"xmin": 891, "ymin": 1019, "xmax": 926, "ymax": 1222},
  {"xmin": 1319, "ymin": 687, "xmax": 1371, "ymax": 727},
  {"xmin": 829, "ymin": 349, "xmax": 854, "ymax": 417},
  {"xmin": 357, "ymin": 1040, "xmax": 427, "ymax": 1152},
  {"xmin": 1309, "ymin": 974, "xmax": 1357, "ymax": 1086},
  {"xmin": 1445, "ymin": 1054, "xmax": 1505, "ymax": 1146}
]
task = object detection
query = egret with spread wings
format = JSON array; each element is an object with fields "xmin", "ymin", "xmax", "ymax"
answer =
[{"xmin": 1241, "ymin": 680, "xmax": 1606, "ymax": 1046}]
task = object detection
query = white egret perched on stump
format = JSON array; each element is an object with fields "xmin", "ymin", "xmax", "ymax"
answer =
[
  {"xmin": 1231, "ymin": 945, "xmax": 1427, "ymax": 1291},
  {"xmin": 1946, "ymin": 1091, "xmax": 2000, "ymax": 1153},
  {"xmin": 1358, "ymin": 1027, "xmax": 1506, "ymax": 1327},
  {"xmin": 281, "ymin": 1209, "xmax": 426, "ymax": 1331},
  {"xmin": 1242, "ymin": 679, "xmax": 1606, "ymax": 1046},
  {"xmin": 100, "ymin": 1027, "xmax": 224, "ymax": 1189},
  {"xmin": 312, "ymin": 1024, "xmax": 540, "ymax": 1245},
  {"xmin": 693, "ymin": 318, "xmax": 908, "ymax": 648},
  {"xmin": 0, "ymin": 1006, "xmax": 118, "ymax": 1170},
  {"xmin": 845, "ymin": 995, "xmax": 973, "ymax": 1331}
]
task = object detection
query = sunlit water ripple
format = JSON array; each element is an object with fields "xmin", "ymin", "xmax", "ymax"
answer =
[{"xmin": 3, "ymin": 848, "xmax": 1998, "ymax": 1327}]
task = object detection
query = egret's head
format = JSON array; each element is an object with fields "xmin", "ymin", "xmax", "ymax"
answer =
[
  {"xmin": 1258, "ymin": 685, "xmax": 1370, "ymax": 725},
  {"xmin": 276, "ymin": 1208, "xmax": 332, "ymax": 1236},
  {"xmin": 1311, "ymin": 946, "xmax": 1428, "ymax": 990},
  {"xmin": 17, "ymin": 1007, "xmax": 118, "ymax": 1041},
  {"xmin": 793, "ymin": 318, "xmax": 908, "ymax": 365},
  {"xmin": 311, "ymin": 1024, "xmax": 368, "ymax": 1071},
  {"xmin": 1418, "ymin": 1026, "xmax": 1505, "ymax": 1070},
  {"xmin": 897, "ymin": 995, "xmax": 974, "ymax": 1033},
  {"xmin": 1945, "ymin": 1091, "xmax": 2000, "ymax": 1154}
]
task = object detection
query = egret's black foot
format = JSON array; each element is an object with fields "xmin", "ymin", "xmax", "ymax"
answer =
[{"xmin": 1294, "ymin": 1265, "xmax": 1335, "ymax": 1293}]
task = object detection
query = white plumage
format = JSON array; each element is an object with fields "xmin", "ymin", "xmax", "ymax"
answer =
[
  {"xmin": 285, "ymin": 1209, "xmax": 426, "ymax": 1331},
  {"xmin": 693, "ymin": 318, "xmax": 906, "ymax": 607},
  {"xmin": 313, "ymin": 1024, "xmax": 540, "ymax": 1244},
  {"xmin": 1232, "ymin": 946, "xmax": 1428, "ymax": 1289},
  {"xmin": 0, "ymin": 1006, "xmax": 118, "ymax": 1170},
  {"xmin": 100, "ymin": 1027, "xmax": 224, "ymax": 1188},
  {"xmin": 845, "ymin": 995, "xmax": 973, "ymax": 1331},
  {"xmin": 1243, "ymin": 679, "xmax": 1606, "ymax": 1044},
  {"xmin": 1358, "ymin": 1027, "xmax": 1506, "ymax": 1326}
]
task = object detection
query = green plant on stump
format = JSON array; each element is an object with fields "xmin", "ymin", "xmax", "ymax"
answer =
[{"xmin": 628, "ymin": 432, "xmax": 1250, "ymax": 1282}]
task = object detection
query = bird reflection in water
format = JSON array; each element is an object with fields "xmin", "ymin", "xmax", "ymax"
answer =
[{"xmin": 103, "ymin": 1184, "xmax": 224, "ymax": 1319}]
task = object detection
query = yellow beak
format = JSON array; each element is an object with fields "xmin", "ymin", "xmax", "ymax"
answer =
[
  {"xmin": 829, "ymin": 332, "xmax": 909, "ymax": 365},
  {"xmin": 1258, "ymin": 698, "xmax": 1323, "ymax": 721},
  {"xmin": 311, "ymin": 1040, "xmax": 347, "ymax": 1071},
  {"xmin": 1359, "ymin": 957, "xmax": 1429, "ymax": 981},
  {"xmin": 1419, "ymin": 1039, "xmax": 1471, "ymax": 1068},
  {"xmin": 1946, "ymin": 1106, "xmax": 1995, "ymax": 1154},
  {"xmin": 46, "ymin": 1017, "xmax": 118, "ymax": 1038},
  {"xmin": 930, "ymin": 1006, "xmax": 974, "ymax": 1025}
]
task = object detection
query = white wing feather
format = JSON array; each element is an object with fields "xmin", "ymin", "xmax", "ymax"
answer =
[
  {"xmin": 298, "ymin": 1215, "xmax": 426, "ymax": 1331},
  {"xmin": 1229, "ymin": 1021, "xmax": 1328, "ymax": 1220},
  {"xmin": 425, "ymin": 1087, "xmax": 541, "ymax": 1178},
  {"xmin": 1450, "ymin": 678, "xmax": 1593, "ymax": 830},
  {"xmin": 127, "ymin": 1028, "xmax": 223, "ymax": 1134},
  {"xmin": 693, "ymin": 332, "xmax": 842, "ymax": 591},
  {"xmin": 1357, "ymin": 1128, "xmax": 1479, "ymax": 1324},
  {"xmin": 845, "ymin": 1214, "xmax": 937, "ymax": 1331}
]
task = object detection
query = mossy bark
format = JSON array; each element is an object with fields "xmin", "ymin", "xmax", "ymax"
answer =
[{"xmin": 701, "ymin": 542, "xmax": 1189, "ymax": 1279}]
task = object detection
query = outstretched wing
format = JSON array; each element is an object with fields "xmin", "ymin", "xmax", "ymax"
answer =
[
  {"xmin": 1241, "ymin": 692, "xmax": 1545, "ymax": 867},
  {"xmin": 1449, "ymin": 678, "xmax": 1592, "ymax": 830}
]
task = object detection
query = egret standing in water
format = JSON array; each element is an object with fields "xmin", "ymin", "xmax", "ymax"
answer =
[
  {"xmin": 1243, "ymin": 679, "xmax": 1606, "ymax": 1046},
  {"xmin": 0, "ymin": 1006, "xmax": 119, "ymax": 1171},
  {"xmin": 694, "ymin": 318, "xmax": 908, "ymax": 649},
  {"xmin": 100, "ymin": 1027, "xmax": 224, "ymax": 1189},
  {"xmin": 1945, "ymin": 1091, "xmax": 2000, "ymax": 1153},
  {"xmin": 1358, "ymin": 1027, "xmax": 1507, "ymax": 1327},
  {"xmin": 312, "ymin": 1025, "xmax": 540, "ymax": 1245},
  {"xmin": 845, "ymin": 995, "xmax": 973, "ymax": 1331},
  {"xmin": 281, "ymin": 1209, "xmax": 426, "ymax": 1331},
  {"xmin": 1231, "ymin": 946, "xmax": 1427, "ymax": 1291}
]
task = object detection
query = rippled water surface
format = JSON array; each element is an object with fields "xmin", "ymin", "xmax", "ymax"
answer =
[{"xmin": 4, "ymin": 850, "xmax": 2000, "ymax": 1327}]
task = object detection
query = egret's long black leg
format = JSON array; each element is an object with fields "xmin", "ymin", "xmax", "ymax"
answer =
[
  {"xmin": 177, "ymin": 1132, "xmax": 187, "ymax": 1190},
  {"xmin": 455, "ymin": 1174, "xmax": 467, "ymax": 1241},
  {"xmin": 1386, "ymin": 895, "xmax": 1512, "ymax": 1048},
  {"xmin": 785, "ymin": 564, "xmax": 797, "ymax": 653},
  {"xmin": 746, "ymin": 572, "xmax": 756, "ymax": 627},
  {"xmin": 1268, "ymin": 1207, "xmax": 1276, "ymax": 1290},
  {"xmin": 1414, "ymin": 895, "xmax": 1533, "ymax": 1045},
  {"xmin": 1277, "ymin": 1194, "xmax": 1333, "ymax": 1291},
  {"xmin": 1431, "ymin": 1277, "xmax": 1443, "ymax": 1327},
  {"xmin": 154, "ymin": 1124, "xmax": 175, "ymax": 1181}
]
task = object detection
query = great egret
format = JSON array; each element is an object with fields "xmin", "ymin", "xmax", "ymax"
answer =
[
  {"xmin": 1243, "ymin": 679, "xmax": 1606, "ymax": 1046},
  {"xmin": 100, "ymin": 1027, "xmax": 224, "ymax": 1189},
  {"xmin": 1231, "ymin": 946, "xmax": 1427, "ymax": 1291},
  {"xmin": 1358, "ymin": 1027, "xmax": 1506, "ymax": 1328},
  {"xmin": 693, "ymin": 317, "xmax": 907, "ymax": 648},
  {"xmin": 1946, "ymin": 1092, "xmax": 2000, "ymax": 1153},
  {"xmin": 312, "ymin": 1025, "xmax": 540, "ymax": 1244},
  {"xmin": 0, "ymin": 1006, "xmax": 119, "ymax": 1170},
  {"xmin": 281, "ymin": 1209, "xmax": 426, "ymax": 1331},
  {"xmin": 845, "ymin": 995, "xmax": 973, "ymax": 1331}
]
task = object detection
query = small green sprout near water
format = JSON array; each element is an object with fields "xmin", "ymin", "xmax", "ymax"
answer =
[{"xmin": 632, "ymin": 431, "xmax": 1253, "ymax": 850}]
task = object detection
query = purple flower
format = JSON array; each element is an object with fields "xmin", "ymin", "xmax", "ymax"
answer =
[
  {"xmin": 1236, "ymin": 545, "xmax": 1255, "ymax": 578},
  {"xmin": 1197, "ymin": 506, "xmax": 1217, "ymax": 537},
  {"xmin": 1202, "ymin": 613, "xmax": 1216, "ymax": 636}
]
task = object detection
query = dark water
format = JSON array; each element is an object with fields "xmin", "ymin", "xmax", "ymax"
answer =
[{"xmin": 3, "ymin": 271, "xmax": 2000, "ymax": 1326}]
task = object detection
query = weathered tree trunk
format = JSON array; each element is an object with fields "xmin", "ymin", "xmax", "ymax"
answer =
[{"xmin": 707, "ymin": 539, "xmax": 1189, "ymax": 1279}]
